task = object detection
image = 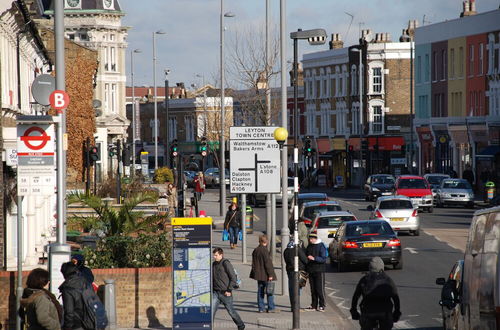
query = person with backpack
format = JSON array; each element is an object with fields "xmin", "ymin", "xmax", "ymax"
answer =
[
  {"xmin": 212, "ymin": 247, "xmax": 245, "ymax": 330},
  {"xmin": 224, "ymin": 202, "xmax": 242, "ymax": 249},
  {"xmin": 71, "ymin": 254, "xmax": 94, "ymax": 286},
  {"xmin": 283, "ymin": 240, "xmax": 308, "ymax": 311},
  {"xmin": 250, "ymin": 234, "xmax": 278, "ymax": 313},
  {"xmin": 350, "ymin": 257, "xmax": 401, "ymax": 330},
  {"xmin": 304, "ymin": 233, "xmax": 327, "ymax": 312},
  {"xmin": 20, "ymin": 268, "xmax": 63, "ymax": 330}
]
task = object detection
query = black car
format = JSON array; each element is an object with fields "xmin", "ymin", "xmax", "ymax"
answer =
[
  {"xmin": 328, "ymin": 220, "xmax": 403, "ymax": 272},
  {"xmin": 436, "ymin": 260, "xmax": 463, "ymax": 330},
  {"xmin": 364, "ymin": 174, "xmax": 396, "ymax": 201}
]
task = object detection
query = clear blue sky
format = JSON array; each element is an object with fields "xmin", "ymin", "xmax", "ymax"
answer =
[{"xmin": 120, "ymin": 0, "xmax": 500, "ymax": 89}]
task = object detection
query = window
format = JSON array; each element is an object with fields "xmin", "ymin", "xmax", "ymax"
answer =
[
  {"xmin": 425, "ymin": 54, "xmax": 430, "ymax": 82},
  {"xmin": 372, "ymin": 105, "xmax": 383, "ymax": 133},
  {"xmin": 459, "ymin": 47, "xmax": 464, "ymax": 77},
  {"xmin": 470, "ymin": 91, "xmax": 474, "ymax": 116},
  {"xmin": 450, "ymin": 49, "xmax": 455, "ymax": 78},
  {"xmin": 441, "ymin": 50, "xmax": 447, "ymax": 80},
  {"xmin": 331, "ymin": 79, "xmax": 336, "ymax": 97},
  {"xmin": 110, "ymin": 47, "xmax": 116, "ymax": 71},
  {"xmin": 479, "ymin": 43, "xmax": 484, "ymax": 75},
  {"xmin": 104, "ymin": 46, "xmax": 109, "ymax": 71},
  {"xmin": 168, "ymin": 117, "xmax": 177, "ymax": 141},
  {"xmin": 185, "ymin": 116, "xmax": 195, "ymax": 141},
  {"xmin": 469, "ymin": 44, "xmax": 475, "ymax": 76},
  {"xmin": 323, "ymin": 79, "xmax": 328, "ymax": 97},
  {"xmin": 110, "ymin": 84, "xmax": 116, "ymax": 113},
  {"xmin": 373, "ymin": 67, "xmax": 382, "ymax": 93},
  {"xmin": 433, "ymin": 51, "xmax": 438, "ymax": 81},
  {"xmin": 339, "ymin": 77, "xmax": 343, "ymax": 96},
  {"xmin": 351, "ymin": 104, "xmax": 359, "ymax": 135},
  {"xmin": 416, "ymin": 56, "xmax": 422, "ymax": 83},
  {"xmin": 104, "ymin": 83, "xmax": 109, "ymax": 112}
]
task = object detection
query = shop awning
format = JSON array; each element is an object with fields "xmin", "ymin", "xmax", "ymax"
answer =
[
  {"xmin": 348, "ymin": 138, "xmax": 361, "ymax": 151},
  {"xmin": 367, "ymin": 136, "xmax": 404, "ymax": 151},
  {"xmin": 476, "ymin": 145, "xmax": 500, "ymax": 159},
  {"xmin": 316, "ymin": 138, "xmax": 332, "ymax": 153}
]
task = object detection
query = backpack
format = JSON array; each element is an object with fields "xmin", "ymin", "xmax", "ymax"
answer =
[
  {"xmin": 322, "ymin": 242, "xmax": 329, "ymax": 258},
  {"xmin": 223, "ymin": 259, "xmax": 241, "ymax": 289},
  {"xmin": 80, "ymin": 283, "xmax": 108, "ymax": 330}
]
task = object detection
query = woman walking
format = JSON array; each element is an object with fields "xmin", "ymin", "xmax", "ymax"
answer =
[
  {"xmin": 224, "ymin": 202, "xmax": 241, "ymax": 249},
  {"xmin": 194, "ymin": 172, "xmax": 205, "ymax": 201},
  {"xmin": 167, "ymin": 183, "xmax": 178, "ymax": 217}
]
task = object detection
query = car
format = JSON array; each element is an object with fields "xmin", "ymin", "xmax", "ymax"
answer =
[
  {"xmin": 369, "ymin": 195, "xmax": 420, "ymax": 236},
  {"xmin": 364, "ymin": 174, "xmax": 396, "ymax": 201},
  {"xmin": 436, "ymin": 260, "xmax": 464, "ymax": 330},
  {"xmin": 299, "ymin": 200, "xmax": 342, "ymax": 227},
  {"xmin": 424, "ymin": 173, "xmax": 451, "ymax": 203},
  {"xmin": 298, "ymin": 193, "xmax": 329, "ymax": 208},
  {"xmin": 204, "ymin": 167, "xmax": 230, "ymax": 187},
  {"xmin": 329, "ymin": 220, "xmax": 403, "ymax": 272},
  {"xmin": 435, "ymin": 178, "xmax": 475, "ymax": 208},
  {"xmin": 310, "ymin": 211, "xmax": 357, "ymax": 245},
  {"xmin": 394, "ymin": 175, "xmax": 434, "ymax": 213},
  {"xmin": 184, "ymin": 170, "xmax": 196, "ymax": 188}
]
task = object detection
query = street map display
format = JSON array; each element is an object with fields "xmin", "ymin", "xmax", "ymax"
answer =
[{"xmin": 172, "ymin": 218, "xmax": 212, "ymax": 329}]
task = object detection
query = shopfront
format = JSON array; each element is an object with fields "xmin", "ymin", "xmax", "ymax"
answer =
[
  {"xmin": 347, "ymin": 138, "xmax": 362, "ymax": 187},
  {"xmin": 332, "ymin": 137, "xmax": 347, "ymax": 188},
  {"xmin": 366, "ymin": 136, "xmax": 405, "ymax": 176},
  {"xmin": 433, "ymin": 126, "xmax": 453, "ymax": 174},
  {"xmin": 316, "ymin": 137, "xmax": 333, "ymax": 187},
  {"xmin": 417, "ymin": 126, "xmax": 434, "ymax": 174},
  {"xmin": 449, "ymin": 125, "xmax": 472, "ymax": 177}
]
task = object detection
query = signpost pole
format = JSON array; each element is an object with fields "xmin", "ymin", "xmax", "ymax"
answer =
[
  {"xmin": 15, "ymin": 196, "xmax": 23, "ymax": 330},
  {"xmin": 271, "ymin": 194, "xmax": 276, "ymax": 261},
  {"xmin": 266, "ymin": 196, "xmax": 272, "ymax": 252},
  {"xmin": 241, "ymin": 193, "xmax": 247, "ymax": 264}
]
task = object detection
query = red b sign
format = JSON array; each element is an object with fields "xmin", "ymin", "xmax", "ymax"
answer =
[{"xmin": 49, "ymin": 90, "xmax": 70, "ymax": 110}]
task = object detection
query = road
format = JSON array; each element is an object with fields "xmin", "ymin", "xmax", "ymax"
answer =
[{"xmin": 239, "ymin": 187, "xmax": 476, "ymax": 329}]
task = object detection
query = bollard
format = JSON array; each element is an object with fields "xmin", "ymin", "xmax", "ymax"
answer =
[{"xmin": 104, "ymin": 279, "xmax": 117, "ymax": 329}]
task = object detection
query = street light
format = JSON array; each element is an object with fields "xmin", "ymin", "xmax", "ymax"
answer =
[
  {"xmin": 290, "ymin": 28, "xmax": 327, "ymax": 330},
  {"xmin": 219, "ymin": 0, "xmax": 235, "ymax": 216},
  {"xmin": 164, "ymin": 69, "xmax": 170, "ymax": 168},
  {"xmin": 153, "ymin": 30, "xmax": 166, "ymax": 170},
  {"xmin": 131, "ymin": 48, "xmax": 141, "ymax": 176},
  {"xmin": 350, "ymin": 47, "xmax": 364, "ymax": 184},
  {"xmin": 402, "ymin": 33, "xmax": 414, "ymax": 173}
]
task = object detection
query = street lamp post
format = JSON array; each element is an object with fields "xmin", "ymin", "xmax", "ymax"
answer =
[
  {"xmin": 289, "ymin": 28, "xmax": 327, "ymax": 330},
  {"xmin": 153, "ymin": 30, "xmax": 166, "ymax": 170},
  {"xmin": 351, "ymin": 47, "xmax": 364, "ymax": 184},
  {"xmin": 164, "ymin": 69, "xmax": 170, "ymax": 168},
  {"xmin": 131, "ymin": 49, "xmax": 141, "ymax": 176},
  {"xmin": 402, "ymin": 33, "xmax": 414, "ymax": 173},
  {"xmin": 219, "ymin": 0, "xmax": 235, "ymax": 216}
]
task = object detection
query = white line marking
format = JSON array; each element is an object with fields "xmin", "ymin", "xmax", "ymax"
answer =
[
  {"xmin": 404, "ymin": 247, "xmax": 418, "ymax": 254},
  {"xmin": 393, "ymin": 320, "xmax": 415, "ymax": 329},
  {"xmin": 341, "ymin": 200, "xmax": 362, "ymax": 207}
]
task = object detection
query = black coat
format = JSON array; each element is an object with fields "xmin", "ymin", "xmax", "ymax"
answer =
[
  {"xmin": 305, "ymin": 241, "xmax": 327, "ymax": 273},
  {"xmin": 212, "ymin": 258, "xmax": 238, "ymax": 293},
  {"xmin": 224, "ymin": 208, "xmax": 241, "ymax": 229},
  {"xmin": 77, "ymin": 265, "xmax": 94, "ymax": 285},
  {"xmin": 250, "ymin": 245, "xmax": 277, "ymax": 282},
  {"xmin": 351, "ymin": 271, "xmax": 400, "ymax": 315},
  {"xmin": 59, "ymin": 274, "xmax": 87, "ymax": 329},
  {"xmin": 283, "ymin": 246, "xmax": 308, "ymax": 273}
]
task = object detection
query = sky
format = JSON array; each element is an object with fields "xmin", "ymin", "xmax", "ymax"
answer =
[{"xmin": 120, "ymin": 0, "xmax": 500, "ymax": 89}]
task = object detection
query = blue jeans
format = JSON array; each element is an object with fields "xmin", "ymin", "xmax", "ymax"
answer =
[
  {"xmin": 257, "ymin": 281, "xmax": 275, "ymax": 312},
  {"xmin": 228, "ymin": 227, "xmax": 239, "ymax": 245},
  {"xmin": 212, "ymin": 291, "xmax": 245, "ymax": 329}
]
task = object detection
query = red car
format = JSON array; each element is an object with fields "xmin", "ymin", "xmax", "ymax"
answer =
[{"xmin": 394, "ymin": 175, "xmax": 434, "ymax": 213}]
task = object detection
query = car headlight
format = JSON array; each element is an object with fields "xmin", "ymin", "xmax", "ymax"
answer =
[
  {"xmin": 424, "ymin": 195, "xmax": 432, "ymax": 199},
  {"xmin": 372, "ymin": 187, "xmax": 380, "ymax": 192}
]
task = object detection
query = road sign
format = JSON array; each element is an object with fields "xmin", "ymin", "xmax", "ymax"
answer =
[
  {"xmin": 17, "ymin": 118, "xmax": 56, "ymax": 196},
  {"xmin": 229, "ymin": 126, "xmax": 281, "ymax": 194},
  {"xmin": 49, "ymin": 90, "xmax": 70, "ymax": 110},
  {"xmin": 172, "ymin": 217, "xmax": 212, "ymax": 329},
  {"xmin": 31, "ymin": 74, "xmax": 56, "ymax": 106}
]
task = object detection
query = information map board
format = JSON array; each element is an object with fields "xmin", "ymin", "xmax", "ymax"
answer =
[{"xmin": 172, "ymin": 217, "xmax": 212, "ymax": 329}]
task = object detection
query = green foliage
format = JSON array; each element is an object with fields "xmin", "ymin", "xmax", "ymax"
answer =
[
  {"xmin": 154, "ymin": 167, "xmax": 174, "ymax": 184},
  {"xmin": 82, "ymin": 232, "xmax": 171, "ymax": 268}
]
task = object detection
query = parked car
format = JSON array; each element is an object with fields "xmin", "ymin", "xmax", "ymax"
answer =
[
  {"xmin": 329, "ymin": 220, "xmax": 403, "ymax": 272},
  {"xmin": 204, "ymin": 167, "xmax": 229, "ymax": 187},
  {"xmin": 299, "ymin": 200, "xmax": 342, "ymax": 227},
  {"xmin": 437, "ymin": 206, "xmax": 500, "ymax": 329},
  {"xmin": 364, "ymin": 174, "xmax": 396, "ymax": 201},
  {"xmin": 394, "ymin": 175, "xmax": 433, "ymax": 213},
  {"xmin": 369, "ymin": 195, "xmax": 420, "ymax": 236},
  {"xmin": 310, "ymin": 211, "xmax": 357, "ymax": 245},
  {"xmin": 436, "ymin": 260, "xmax": 464, "ymax": 330},
  {"xmin": 298, "ymin": 193, "xmax": 329, "ymax": 208},
  {"xmin": 424, "ymin": 173, "xmax": 451, "ymax": 203},
  {"xmin": 435, "ymin": 178, "xmax": 475, "ymax": 208}
]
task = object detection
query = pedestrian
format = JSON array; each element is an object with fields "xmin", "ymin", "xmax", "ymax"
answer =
[
  {"xmin": 71, "ymin": 254, "xmax": 94, "ymax": 286},
  {"xmin": 283, "ymin": 240, "xmax": 308, "ymax": 311},
  {"xmin": 20, "ymin": 268, "xmax": 62, "ymax": 330},
  {"xmin": 224, "ymin": 202, "xmax": 241, "ymax": 249},
  {"xmin": 194, "ymin": 172, "xmax": 205, "ymax": 201},
  {"xmin": 58, "ymin": 262, "xmax": 88, "ymax": 330},
  {"xmin": 250, "ymin": 234, "xmax": 278, "ymax": 313},
  {"xmin": 304, "ymin": 233, "xmax": 327, "ymax": 312},
  {"xmin": 167, "ymin": 183, "xmax": 178, "ymax": 217},
  {"xmin": 212, "ymin": 247, "xmax": 245, "ymax": 330},
  {"xmin": 462, "ymin": 165, "xmax": 474, "ymax": 186},
  {"xmin": 350, "ymin": 257, "xmax": 401, "ymax": 330}
]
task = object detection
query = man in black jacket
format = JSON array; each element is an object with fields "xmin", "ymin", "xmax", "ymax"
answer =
[
  {"xmin": 350, "ymin": 257, "xmax": 401, "ymax": 330},
  {"xmin": 59, "ymin": 261, "xmax": 88, "ymax": 330},
  {"xmin": 284, "ymin": 240, "xmax": 308, "ymax": 311},
  {"xmin": 212, "ymin": 248, "xmax": 245, "ymax": 330},
  {"xmin": 304, "ymin": 233, "xmax": 327, "ymax": 312},
  {"xmin": 71, "ymin": 254, "xmax": 94, "ymax": 285}
]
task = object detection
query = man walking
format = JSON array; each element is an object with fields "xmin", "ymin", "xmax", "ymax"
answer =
[
  {"xmin": 304, "ymin": 233, "xmax": 327, "ymax": 312},
  {"xmin": 250, "ymin": 235, "xmax": 278, "ymax": 313},
  {"xmin": 212, "ymin": 248, "xmax": 245, "ymax": 330},
  {"xmin": 350, "ymin": 257, "xmax": 401, "ymax": 330}
]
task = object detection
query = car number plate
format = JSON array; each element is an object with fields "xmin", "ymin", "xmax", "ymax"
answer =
[
  {"xmin": 328, "ymin": 230, "xmax": 337, "ymax": 234},
  {"xmin": 363, "ymin": 242, "xmax": 383, "ymax": 248},
  {"xmin": 382, "ymin": 192, "xmax": 392, "ymax": 195},
  {"xmin": 391, "ymin": 218, "xmax": 404, "ymax": 221}
]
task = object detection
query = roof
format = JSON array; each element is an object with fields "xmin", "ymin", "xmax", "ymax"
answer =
[
  {"xmin": 298, "ymin": 193, "xmax": 328, "ymax": 199},
  {"xmin": 377, "ymin": 195, "xmax": 411, "ymax": 202},
  {"xmin": 345, "ymin": 220, "xmax": 386, "ymax": 226},
  {"xmin": 302, "ymin": 200, "xmax": 340, "ymax": 207},
  {"xmin": 397, "ymin": 175, "xmax": 425, "ymax": 180},
  {"xmin": 316, "ymin": 211, "xmax": 354, "ymax": 217},
  {"xmin": 42, "ymin": 0, "xmax": 122, "ymax": 13},
  {"xmin": 423, "ymin": 173, "xmax": 450, "ymax": 177}
]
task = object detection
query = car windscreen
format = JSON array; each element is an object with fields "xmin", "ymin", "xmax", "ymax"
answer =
[
  {"xmin": 372, "ymin": 176, "xmax": 395, "ymax": 184},
  {"xmin": 442, "ymin": 180, "xmax": 472, "ymax": 190},
  {"xmin": 304, "ymin": 205, "xmax": 341, "ymax": 218},
  {"xmin": 317, "ymin": 216, "xmax": 355, "ymax": 228},
  {"xmin": 346, "ymin": 222, "xmax": 394, "ymax": 237},
  {"xmin": 398, "ymin": 179, "xmax": 427, "ymax": 189},
  {"xmin": 426, "ymin": 176, "xmax": 448, "ymax": 184},
  {"xmin": 379, "ymin": 200, "xmax": 413, "ymax": 209}
]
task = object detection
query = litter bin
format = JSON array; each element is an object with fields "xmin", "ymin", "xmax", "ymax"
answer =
[
  {"xmin": 486, "ymin": 181, "xmax": 496, "ymax": 201},
  {"xmin": 245, "ymin": 206, "xmax": 254, "ymax": 234}
]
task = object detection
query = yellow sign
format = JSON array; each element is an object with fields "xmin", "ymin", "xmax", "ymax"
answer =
[
  {"xmin": 172, "ymin": 217, "xmax": 212, "ymax": 225},
  {"xmin": 439, "ymin": 136, "xmax": 447, "ymax": 144}
]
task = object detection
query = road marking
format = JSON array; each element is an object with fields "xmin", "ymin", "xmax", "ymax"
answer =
[
  {"xmin": 341, "ymin": 200, "xmax": 362, "ymax": 207},
  {"xmin": 424, "ymin": 228, "xmax": 467, "ymax": 252},
  {"xmin": 404, "ymin": 247, "xmax": 418, "ymax": 254},
  {"xmin": 393, "ymin": 320, "xmax": 415, "ymax": 329}
]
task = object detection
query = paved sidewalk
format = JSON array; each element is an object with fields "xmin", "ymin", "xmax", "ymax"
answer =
[{"xmin": 197, "ymin": 191, "xmax": 355, "ymax": 330}]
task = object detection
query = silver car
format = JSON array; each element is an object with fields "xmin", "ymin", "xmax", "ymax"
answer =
[
  {"xmin": 310, "ymin": 211, "xmax": 357, "ymax": 245},
  {"xmin": 204, "ymin": 167, "xmax": 230, "ymax": 187},
  {"xmin": 424, "ymin": 173, "xmax": 451, "ymax": 204},
  {"xmin": 436, "ymin": 179, "xmax": 475, "ymax": 208},
  {"xmin": 370, "ymin": 195, "xmax": 420, "ymax": 236}
]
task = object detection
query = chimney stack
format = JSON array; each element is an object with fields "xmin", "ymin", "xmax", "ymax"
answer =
[
  {"xmin": 329, "ymin": 33, "xmax": 344, "ymax": 49},
  {"xmin": 461, "ymin": 0, "xmax": 477, "ymax": 17},
  {"xmin": 361, "ymin": 29, "xmax": 372, "ymax": 42}
]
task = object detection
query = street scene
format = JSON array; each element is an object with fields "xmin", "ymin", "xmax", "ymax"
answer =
[{"xmin": 2, "ymin": 0, "xmax": 500, "ymax": 329}]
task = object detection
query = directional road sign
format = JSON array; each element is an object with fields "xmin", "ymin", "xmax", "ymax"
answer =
[{"xmin": 229, "ymin": 126, "xmax": 281, "ymax": 194}]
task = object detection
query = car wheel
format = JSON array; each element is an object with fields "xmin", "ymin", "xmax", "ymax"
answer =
[
  {"xmin": 412, "ymin": 229, "xmax": 420, "ymax": 236},
  {"xmin": 393, "ymin": 259, "xmax": 403, "ymax": 270},
  {"xmin": 428, "ymin": 206, "xmax": 433, "ymax": 213}
]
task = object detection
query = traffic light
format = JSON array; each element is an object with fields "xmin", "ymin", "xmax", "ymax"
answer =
[
  {"xmin": 89, "ymin": 145, "xmax": 100, "ymax": 162},
  {"xmin": 122, "ymin": 146, "xmax": 131, "ymax": 166},
  {"xmin": 171, "ymin": 139, "xmax": 179, "ymax": 158},
  {"xmin": 303, "ymin": 136, "xmax": 313, "ymax": 158},
  {"xmin": 200, "ymin": 137, "xmax": 208, "ymax": 157},
  {"xmin": 348, "ymin": 145, "xmax": 354, "ymax": 152},
  {"xmin": 108, "ymin": 144, "xmax": 116, "ymax": 157}
]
